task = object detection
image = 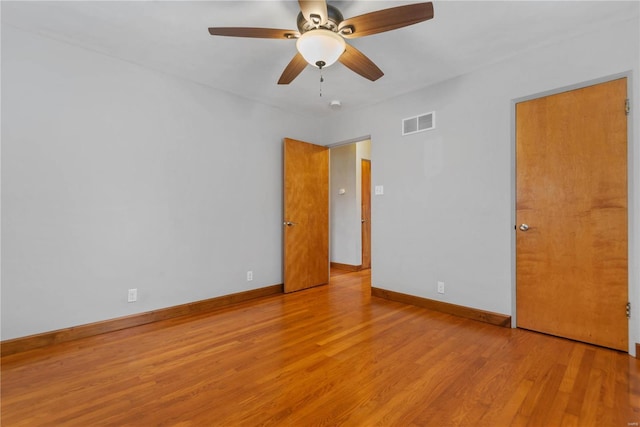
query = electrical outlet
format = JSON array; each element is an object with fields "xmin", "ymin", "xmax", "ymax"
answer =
[
  {"xmin": 437, "ymin": 281, "xmax": 445, "ymax": 294},
  {"xmin": 247, "ymin": 270, "xmax": 253, "ymax": 281},
  {"xmin": 128, "ymin": 288, "xmax": 137, "ymax": 303}
]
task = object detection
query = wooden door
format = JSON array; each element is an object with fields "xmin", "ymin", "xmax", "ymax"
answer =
[
  {"xmin": 361, "ymin": 159, "xmax": 371, "ymax": 269},
  {"xmin": 516, "ymin": 78, "xmax": 628, "ymax": 351},
  {"xmin": 283, "ymin": 138, "xmax": 329, "ymax": 293}
]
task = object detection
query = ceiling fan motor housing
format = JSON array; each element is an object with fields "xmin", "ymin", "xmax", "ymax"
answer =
[{"xmin": 297, "ymin": 4, "xmax": 344, "ymax": 34}]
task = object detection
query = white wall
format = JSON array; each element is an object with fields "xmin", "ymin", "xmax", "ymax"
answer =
[
  {"xmin": 1, "ymin": 26, "xmax": 321, "ymax": 340},
  {"xmin": 330, "ymin": 144, "xmax": 358, "ymax": 265},
  {"xmin": 322, "ymin": 17, "xmax": 640, "ymax": 354}
]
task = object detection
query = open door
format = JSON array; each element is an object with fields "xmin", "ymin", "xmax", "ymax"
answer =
[{"xmin": 283, "ymin": 138, "xmax": 329, "ymax": 293}]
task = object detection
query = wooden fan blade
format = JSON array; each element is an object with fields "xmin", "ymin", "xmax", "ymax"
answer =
[
  {"xmin": 298, "ymin": 0, "xmax": 328, "ymax": 26},
  {"xmin": 208, "ymin": 27, "xmax": 300, "ymax": 39},
  {"xmin": 278, "ymin": 53, "xmax": 308, "ymax": 85},
  {"xmin": 338, "ymin": 44, "xmax": 383, "ymax": 82},
  {"xmin": 338, "ymin": 2, "xmax": 434, "ymax": 39}
]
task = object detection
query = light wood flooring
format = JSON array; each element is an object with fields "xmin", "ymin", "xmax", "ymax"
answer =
[{"xmin": 2, "ymin": 269, "xmax": 639, "ymax": 426}]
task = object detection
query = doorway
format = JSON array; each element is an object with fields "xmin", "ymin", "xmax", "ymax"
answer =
[
  {"xmin": 329, "ymin": 139, "xmax": 371, "ymax": 271},
  {"xmin": 515, "ymin": 77, "xmax": 628, "ymax": 351}
]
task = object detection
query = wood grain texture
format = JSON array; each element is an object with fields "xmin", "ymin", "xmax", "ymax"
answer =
[
  {"xmin": 516, "ymin": 78, "xmax": 628, "ymax": 351},
  {"xmin": 1, "ymin": 269, "xmax": 638, "ymax": 426},
  {"xmin": 339, "ymin": 2, "xmax": 434, "ymax": 39},
  {"xmin": 361, "ymin": 159, "xmax": 371, "ymax": 269},
  {"xmin": 277, "ymin": 52, "xmax": 308, "ymax": 85},
  {"xmin": 283, "ymin": 138, "xmax": 329, "ymax": 293},
  {"xmin": 372, "ymin": 287, "xmax": 511, "ymax": 327},
  {"xmin": 208, "ymin": 27, "xmax": 299, "ymax": 39},
  {"xmin": 1, "ymin": 284, "xmax": 282, "ymax": 357},
  {"xmin": 338, "ymin": 44, "xmax": 383, "ymax": 81}
]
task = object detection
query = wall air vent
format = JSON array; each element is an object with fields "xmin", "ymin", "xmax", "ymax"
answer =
[{"xmin": 402, "ymin": 111, "xmax": 435, "ymax": 136}]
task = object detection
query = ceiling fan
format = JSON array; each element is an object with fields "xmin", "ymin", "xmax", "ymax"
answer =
[{"xmin": 208, "ymin": 1, "xmax": 434, "ymax": 85}]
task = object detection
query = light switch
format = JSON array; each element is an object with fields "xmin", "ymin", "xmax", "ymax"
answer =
[{"xmin": 375, "ymin": 185, "xmax": 384, "ymax": 195}]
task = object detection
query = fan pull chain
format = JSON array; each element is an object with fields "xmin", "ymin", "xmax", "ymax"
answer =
[{"xmin": 319, "ymin": 70, "xmax": 324, "ymax": 97}]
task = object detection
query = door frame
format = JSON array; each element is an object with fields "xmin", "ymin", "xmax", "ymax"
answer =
[{"xmin": 510, "ymin": 71, "xmax": 636, "ymax": 354}]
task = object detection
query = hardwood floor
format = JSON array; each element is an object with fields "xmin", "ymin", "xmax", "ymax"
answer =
[{"xmin": 2, "ymin": 269, "xmax": 639, "ymax": 426}]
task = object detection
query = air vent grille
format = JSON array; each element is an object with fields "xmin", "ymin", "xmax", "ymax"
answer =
[{"xmin": 402, "ymin": 111, "xmax": 435, "ymax": 136}]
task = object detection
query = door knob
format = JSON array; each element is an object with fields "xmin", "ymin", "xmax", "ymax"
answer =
[
  {"xmin": 519, "ymin": 224, "xmax": 529, "ymax": 231},
  {"xmin": 361, "ymin": 219, "xmax": 366, "ymax": 223},
  {"xmin": 283, "ymin": 221, "xmax": 297, "ymax": 227}
]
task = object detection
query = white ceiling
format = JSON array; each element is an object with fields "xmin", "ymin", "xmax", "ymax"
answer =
[{"xmin": 2, "ymin": 1, "xmax": 638, "ymax": 117}]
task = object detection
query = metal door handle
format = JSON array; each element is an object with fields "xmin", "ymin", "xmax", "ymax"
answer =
[
  {"xmin": 361, "ymin": 219, "xmax": 366, "ymax": 223},
  {"xmin": 283, "ymin": 221, "xmax": 297, "ymax": 227},
  {"xmin": 519, "ymin": 224, "xmax": 529, "ymax": 231}
]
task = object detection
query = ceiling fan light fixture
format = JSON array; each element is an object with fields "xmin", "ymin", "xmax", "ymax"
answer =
[{"xmin": 296, "ymin": 29, "xmax": 345, "ymax": 68}]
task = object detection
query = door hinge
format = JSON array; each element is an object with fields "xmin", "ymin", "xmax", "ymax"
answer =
[
  {"xmin": 626, "ymin": 302, "xmax": 631, "ymax": 319},
  {"xmin": 625, "ymin": 99, "xmax": 630, "ymax": 116}
]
